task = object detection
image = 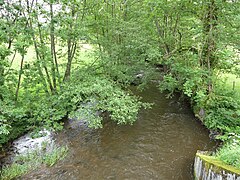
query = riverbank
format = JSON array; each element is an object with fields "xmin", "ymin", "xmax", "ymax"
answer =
[
  {"xmin": 0, "ymin": 129, "xmax": 68, "ymax": 179},
  {"xmin": 1, "ymin": 145, "xmax": 68, "ymax": 180},
  {"xmin": 1, "ymin": 84, "xmax": 217, "ymax": 179},
  {"xmin": 158, "ymin": 57, "xmax": 240, "ymax": 172},
  {"xmin": 0, "ymin": 75, "xmax": 239, "ymax": 179},
  {"xmin": 193, "ymin": 73, "xmax": 240, "ymax": 169}
]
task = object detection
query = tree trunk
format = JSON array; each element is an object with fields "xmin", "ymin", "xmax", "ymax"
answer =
[
  {"xmin": 37, "ymin": 18, "xmax": 54, "ymax": 93},
  {"xmin": 63, "ymin": 40, "xmax": 77, "ymax": 82},
  {"xmin": 202, "ymin": 0, "xmax": 217, "ymax": 93},
  {"xmin": 63, "ymin": 7, "xmax": 78, "ymax": 82},
  {"xmin": 50, "ymin": 2, "xmax": 60, "ymax": 91},
  {"xmin": 15, "ymin": 54, "xmax": 25, "ymax": 101},
  {"xmin": 26, "ymin": 0, "xmax": 49, "ymax": 94}
]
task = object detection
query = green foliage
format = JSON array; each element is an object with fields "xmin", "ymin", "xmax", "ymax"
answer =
[
  {"xmin": 204, "ymin": 94, "xmax": 240, "ymax": 131},
  {"xmin": 41, "ymin": 145, "xmax": 68, "ymax": 167},
  {"xmin": 0, "ymin": 0, "xmax": 239, "ymax": 169},
  {"xmin": 0, "ymin": 69, "xmax": 146, "ymax": 145},
  {"xmin": 159, "ymin": 74, "xmax": 178, "ymax": 95},
  {"xmin": 0, "ymin": 116, "xmax": 10, "ymax": 136},
  {"xmin": 0, "ymin": 100, "xmax": 28, "ymax": 144},
  {"xmin": 200, "ymin": 79, "xmax": 240, "ymax": 136},
  {"xmin": 67, "ymin": 72, "xmax": 149, "ymax": 128},
  {"xmin": 159, "ymin": 53, "xmax": 208, "ymax": 103},
  {"xmin": 216, "ymin": 134, "xmax": 240, "ymax": 168},
  {"xmin": 1, "ymin": 163, "xmax": 29, "ymax": 180}
]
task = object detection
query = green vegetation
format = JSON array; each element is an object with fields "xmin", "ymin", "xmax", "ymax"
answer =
[
  {"xmin": 0, "ymin": 144, "xmax": 68, "ymax": 180},
  {"xmin": 0, "ymin": 0, "xmax": 240, "ymax": 174},
  {"xmin": 215, "ymin": 133, "xmax": 240, "ymax": 169},
  {"xmin": 196, "ymin": 152, "xmax": 240, "ymax": 175},
  {"xmin": 224, "ymin": 73, "xmax": 240, "ymax": 98},
  {"xmin": 0, "ymin": 0, "xmax": 150, "ymax": 145}
]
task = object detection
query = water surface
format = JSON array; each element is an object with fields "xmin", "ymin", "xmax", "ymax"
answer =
[{"xmin": 20, "ymin": 84, "xmax": 216, "ymax": 180}]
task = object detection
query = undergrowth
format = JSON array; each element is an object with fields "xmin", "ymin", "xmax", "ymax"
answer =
[{"xmin": 215, "ymin": 133, "xmax": 240, "ymax": 169}]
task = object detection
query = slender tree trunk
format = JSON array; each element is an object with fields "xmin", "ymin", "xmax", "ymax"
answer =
[
  {"xmin": 7, "ymin": 50, "xmax": 17, "ymax": 73},
  {"xmin": 154, "ymin": 19, "xmax": 170, "ymax": 73},
  {"xmin": 0, "ymin": 62, "xmax": 4, "ymax": 100},
  {"xmin": 63, "ymin": 40, "xmax": 77, "ymax": 82},
  {"xmin": 37, "ymin": 19, "xmax": 54, "ymax": 93},
  {"xmin": 63, "ymin": 7, "xmax": 78, "ymax": 82},
  {"xmin": 15, "ymin": 54, "xmax": 25, "ymax": 101},
  {"xmin": 202, "ymin": 0, "xmax": 217, "ymax": 93},
  {"xmin": 64, "ymin": 39, "xmax": 73, "ymax": 82},
  {"xmin": 32, "ymin": 36, "xmax": 50, "ymax": 94},
  {"xmin": 26, "ymin": 0, "xmax": 49, "ymax": 94},
  {"xmin": 50, "ymin": 2, "xmax": 60, "ymax": 90}
]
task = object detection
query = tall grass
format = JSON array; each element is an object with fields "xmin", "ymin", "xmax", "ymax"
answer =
[
  {"xmin": 221, "ymin": 73, "xmax": 240, "ymax": 98},
  {"xmin": 0, "ymin": 144, "xmax": 68, "ymax": 180},
  {"xmin": 212, "ymin": 69, "xmax": 240, "ymax": 169},
  {"xmin": 216, "ymin": 141, "xmax": 240, "ymax": 169}
]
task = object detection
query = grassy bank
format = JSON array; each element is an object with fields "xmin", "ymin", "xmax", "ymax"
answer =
[
  {"xmin": 0, "ymin": 144, "xmax": 68, "ymax": 180},
  {"xmin": 196, "ymin": 152, "xmax": 240, "ymax": 175},
  {"xmin": 8, "ymin": 44, "xmax": 95, "ymax": 72},
  {"xmin": 211, "ymin": 73, "xmax": 240, "ymax": 168},
  {"xmin": 204, "ymin": 72, "xmax": 240, "ymax": 169},
  {"xmin": 215, "ymin": 139, "xmax": 240, "ymax": 169}
]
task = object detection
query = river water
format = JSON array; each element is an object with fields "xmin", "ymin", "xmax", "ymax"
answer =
[{"xmin": 20, "ymin": 84, "xmax": 216, "ymax": 180}]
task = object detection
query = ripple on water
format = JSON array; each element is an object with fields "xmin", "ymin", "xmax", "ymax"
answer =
[{"xmin": 19, "ymin": 85, "xmax": 217, "ymax": 180}]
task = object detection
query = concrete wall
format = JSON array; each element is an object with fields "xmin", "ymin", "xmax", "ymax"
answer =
[{"xmin": 194, "ymin": 151, "xmax": 240, "ymax": 180}]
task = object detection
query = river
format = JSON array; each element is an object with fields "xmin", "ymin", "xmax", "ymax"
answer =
[{"xmin": 19, "ymin": 84, "xmax": 217, "ymax": 180}]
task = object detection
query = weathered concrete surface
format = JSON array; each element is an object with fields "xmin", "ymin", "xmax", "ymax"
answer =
[{"xmin": 194, "ymin": 151, "xmax": 240, "ymax": 180}]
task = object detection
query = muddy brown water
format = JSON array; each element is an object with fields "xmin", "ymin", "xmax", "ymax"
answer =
[{"xmin": 19, "ymin": 84, "xmax": 217, "ymax": 180}]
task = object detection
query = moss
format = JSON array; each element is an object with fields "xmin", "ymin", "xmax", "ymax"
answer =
[{"xmin": 196, "ymin": 152, "xmax": 240, "ymax": 175}]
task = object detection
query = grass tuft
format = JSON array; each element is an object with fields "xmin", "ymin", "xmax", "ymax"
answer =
[
  {"xmin": 215, "ymin": 142, "xmax": 240, "ymax": 169},
  {"xmin": 0, "ymin": 144, "xmax": 68, "ymax": 180}
]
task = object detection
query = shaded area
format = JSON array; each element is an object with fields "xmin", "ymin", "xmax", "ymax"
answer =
[{"xmin": 19, "ymin": 84, "xmax": 217, "ymax": 180}]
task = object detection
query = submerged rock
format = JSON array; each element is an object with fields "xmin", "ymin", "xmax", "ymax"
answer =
[
  {"xmin": 12, "ymin": 130, "xmax": 53, "ymax": 154},
  {"xmin": 0, "ymin": 129, "xmax": 54, "ymax": 167},
  {"xmin": 131, "ymin": 71, "xmax": 145, "ymax": 86}
]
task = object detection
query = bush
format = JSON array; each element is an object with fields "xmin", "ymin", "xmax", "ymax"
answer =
[
  {"xmin": 67, "ymin": 72, "xmax": 150, "ymax": 128},
  {"xmin": 202, "ymin": 80, "xmax": 240, "ymax": 135}
]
